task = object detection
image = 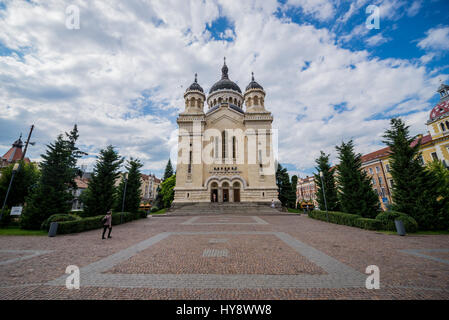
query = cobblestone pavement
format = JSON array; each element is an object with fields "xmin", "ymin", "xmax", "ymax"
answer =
[{"xmin": 0, "ymin": 214, "xmax": 448, "ymax": 299}]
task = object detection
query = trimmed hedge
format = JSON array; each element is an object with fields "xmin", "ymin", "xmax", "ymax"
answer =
[
  {"xmin": 0, "ymin": 209, "xmax": 11, "ymax": 227},
  {"xmin": 308, "ymin": 210, "xmax": 383, "ymax": 231},
  {"xmin": 56, "ymin": 211, "xmax": 147, "ymax": 235},
  {"xmin": 41, "ymin": 213, "xmax": 81, "ymax": 230},
  {"xmin": 353, "ymin": 217, "xmax": 383, "ymax": 230},
  {"xmin": 375, "ymin": 211, "xmax": 418, "ymax": 233}
]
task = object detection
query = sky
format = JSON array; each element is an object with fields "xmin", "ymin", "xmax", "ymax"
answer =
[{"xmin": 0, "ymin": 0, "xmax": 448, "ymax": 178}]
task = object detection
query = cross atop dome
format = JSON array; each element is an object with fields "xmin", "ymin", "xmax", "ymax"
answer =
[{"xmin": 221, "ymin": 57, "xmax": 229, "ymax": 80}]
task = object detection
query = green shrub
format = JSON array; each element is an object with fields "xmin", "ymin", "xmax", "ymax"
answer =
[
  {"xmin": 354, "ymin": 217, "xmax": 383, "ymax": 230},
  {"xmin": 0, "ymin": 209, "xmax": 11, "ymax": 227},
  {"xmin": 309, "ymin": 210, "xmax": 383, "ymax": 231},
  {"xmin": 56, "ymin": 211, "xmax": 146, "ymax": 235},
  {"xmin": 375, "ymin": 211, "xmax": 418, "ymax": 233},
  {"xmin": 57, "ymin": 215, "xmax": 104, "ymax": 234},
  {"xmin": 41, "ymin": 213, "xmax": 81, "ymax": 230},
  {"xmin": 150, "ymin": 207, "xmax": 159, "ymax": 213},
  {"xmin": 309, "ymin": 210, "xmax": 360, "ymax": 226}
]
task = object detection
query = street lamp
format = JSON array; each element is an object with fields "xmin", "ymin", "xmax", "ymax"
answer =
[
  {"xmin": 121, "ymin": 172, "xmax": 129, "ymax": 224},
  {"xmin": 0, "ymin": 163, "xmax": 20, "ymax": 222},
  {"xmin": 319, "ymin": 171, "xmax": 329, "ymax": 222}
]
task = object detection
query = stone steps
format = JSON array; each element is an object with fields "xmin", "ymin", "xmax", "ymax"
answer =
[{"xmin": 166, "ymin": 203, "xmax": 294, "ymax": 216}]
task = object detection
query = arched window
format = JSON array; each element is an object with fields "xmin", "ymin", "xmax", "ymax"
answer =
[
  {"xmin": 222, "ymin": 131, "xmax": 227, "ymax": 160},
  {"xmin": 441, "ymin": 123, "xmax": 446, "ymax": 131},
  {"xmin": 446, "ymin": 121, "xmax": 449, "ymax": 131},
  {"xmin": 214, "ymin": 136, "xmax": 219, "ymax": 159},
  {"xmin": 218, "ymin": 97, "xmax": 222, "ymax": 103},
  {"xmin": 232, "ymin": 136, "xmax": 236, "ymax": 159},
  {"xmin": 254, "ymin": 96, "xmax": 259, "ymax": 105}
]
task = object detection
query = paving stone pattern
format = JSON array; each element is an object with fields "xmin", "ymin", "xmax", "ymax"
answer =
[{"xmin": 0, "ymin": 214, "xmax": 448, "ymax": 299}]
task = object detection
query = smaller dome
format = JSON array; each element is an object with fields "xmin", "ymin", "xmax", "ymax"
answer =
[
  {"xmin": 245, "ymin": 72, "xmax": 263, "ymax": 91},
  {"xmin": 186, "ymin": 73, "xmax": 203, "ymax": 93},
  {"xmin": 429, "ymin": 100, "xmax": 449, "ymax": 122}
]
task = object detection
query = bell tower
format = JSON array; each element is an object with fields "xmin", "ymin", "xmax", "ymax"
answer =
[
  {"xmin": 183, "ymin": 73, "xmax": 205, "ymax": 114},
  {"xmin": 244, "ymin": 72, "xmax": 267, "ymax": 113}
]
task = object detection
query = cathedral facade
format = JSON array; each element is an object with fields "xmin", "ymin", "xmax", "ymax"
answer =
[{"xmin": 173, "ymin": 59, "xmax": 280, "ymax": 206}]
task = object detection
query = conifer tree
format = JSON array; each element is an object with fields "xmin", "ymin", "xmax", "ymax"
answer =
[
  {"xmin": 160, "ymin": 174, "xmax": 176, "ymax": 208},
  {"xmin": 0, "ymin": 160, "xmax": 39, "ymax": 208},
  {"xmin": 163, "ymin": 159, "xmax": 174, "ymax": 180},
  {"xmin": 276, "ymin": 163, "xmax": 294, "ymax": 207},
  {"xmin": 314, "ymin": 151, "xmax": 340, "ymax": 211},
  {"xmin": 336, "ymin": 140, "xmax": 379, "ymax": 218},
  {"xmin": 153, "ymin": 185, "xmax": 163, "ymax": 209},
  {"xmin": 84, "ymin": 145, "xmax": 124, "ymax": 217},
  {"xmin": 291, "ymin": 175, "xmax": 298, "ymax": 207},
  {"xmin": 115, "ymin": 158, "xmax": 143, "ymax": 213},
  {"xmin": 383, "ymin": 118, "xmax": 445, "ymax": 230},
  {"xmin": 21, "ymin": 125, "xmax": 83, "ymax": 229}
]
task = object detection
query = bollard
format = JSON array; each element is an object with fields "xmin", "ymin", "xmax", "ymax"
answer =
[
  {"xmin": 394, "ymin": 219, "xmax": 406, "ymax": 236},
  {"xmin": 48, "ymin": 222, "xmax": 58, "ymax": 237}
]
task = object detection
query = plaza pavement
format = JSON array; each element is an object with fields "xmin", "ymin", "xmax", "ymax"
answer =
[{"xmin": 0, "ymin": 213, "xmax": 448, "ymax": 299}]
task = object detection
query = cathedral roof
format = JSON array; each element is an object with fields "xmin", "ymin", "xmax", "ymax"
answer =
[
  {"xmin": 245, "ymin": 72, "xmax": 263, "ymax": 91},
  {"xmin": 209, "ymin": 58, "xmax": 242, "ymax": 94},
  {"xmin": 186, "ymin": 73, "xmax": 204, "ymax": 93}
]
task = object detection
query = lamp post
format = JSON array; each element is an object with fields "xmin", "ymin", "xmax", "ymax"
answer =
[
  {"xmin": 121, "ymin": 172, "xmax": 128, "ymax": 224},
  {"xmin": 0, "ymin": 163, "xmax": 20, "ymax": 222},
  {"xmin": 319, "ymin": 171, "xmax": 329, "ymax": 222}
]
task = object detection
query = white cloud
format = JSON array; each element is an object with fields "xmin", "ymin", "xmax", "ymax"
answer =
[
  {"xmin": 417, "ymin": 26, "xmax": 449, "ymax": 51},
  {"xmin": 337, "ymin": 0, "xmax": 368, "ymax": 24},
  {"xmin": 365, "ymin": 33, "xmax": 391, "ymax": 46},
  {"xmin": 407, "ymin": 0, "xmax": 422, "ymax": 17},
  {"xmin": 286, "ymin": 0, "xmax": 335, "ymax": 21},
  {"xmin": 0, "ymin": 0, "xmax": 444, "ymax": 177},
  {"xmin": 377, "ymin": 0, "xmax": 406, "ymax": 21}
]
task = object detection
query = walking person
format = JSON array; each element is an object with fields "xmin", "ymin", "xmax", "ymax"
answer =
[
  {"xmin": 102, "ymin": 210, "xmax": 113, "ymax": 239},
  {"xmin": 271, "ymin": 199, "xmax": 275, "ymax": 208}
]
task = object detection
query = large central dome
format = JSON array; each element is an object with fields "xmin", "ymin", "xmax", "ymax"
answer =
[{"xmin": 209, "ymin": 59, "xmax": 242, "ymax": 94}]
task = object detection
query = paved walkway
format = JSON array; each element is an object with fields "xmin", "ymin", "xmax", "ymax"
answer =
[{"xmin": 0, "ymin": 214, "xmax": 448, "ymax": 299}]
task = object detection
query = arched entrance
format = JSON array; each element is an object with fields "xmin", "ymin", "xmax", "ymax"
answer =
[
  {"xmin": 210, "ymin": 182, "xmax": 218, "ymax": 202},
  {"xmin": 222, "ymin": 182, "xmax": 229, "ymax": 202},
  {"xmin": 233, "ymin": 181, "xmax": 240, "ymax": 202}
]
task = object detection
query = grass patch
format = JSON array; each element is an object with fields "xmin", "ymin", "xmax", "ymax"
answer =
[
  {"xmin": 150, "ymin": 208, "xmax": 167, "ymax": 215},
  {"xmin": 376, "ymin": 230, "xmax": 449, "ymax": 235},
  {"xmin": 0, "ymin": 227, "xmax": 47, "ymax": 236},
  {"xmin": 287, "ymin": 208, "xmax": 301, "ymax": 213}
]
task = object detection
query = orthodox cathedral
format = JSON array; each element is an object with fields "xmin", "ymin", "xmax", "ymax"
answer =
[{"xmin": 173, "ymin": 59, "xmax": 280, "ymax": 206}]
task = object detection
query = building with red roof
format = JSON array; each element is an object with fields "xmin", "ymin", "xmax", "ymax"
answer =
[
  {"xmin": 1, "ymin": 135, "xmax": 31, "ymax": 168},
  {"xmin": 360, "ymin": 81, "xmax": 449, "ymax": 210}
]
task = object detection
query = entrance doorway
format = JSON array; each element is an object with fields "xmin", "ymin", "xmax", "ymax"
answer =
[
  {"xmin": 223, "ymin": 189, "xmax": 229, "ymax": 202},
  {"xmin": 210, "ymin": 182, "xmax": 218, "ymax": 202},
  {"xmin": 233, "ymin": 182, "xmax": 240, "ymax": 202},
  {"xmin": 233, "ymin": 189, "xmax": 240, "ymax": 202},
  {"xmin": 222, "ymin": 182, "xmax": 229, "ymax": 202}
]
